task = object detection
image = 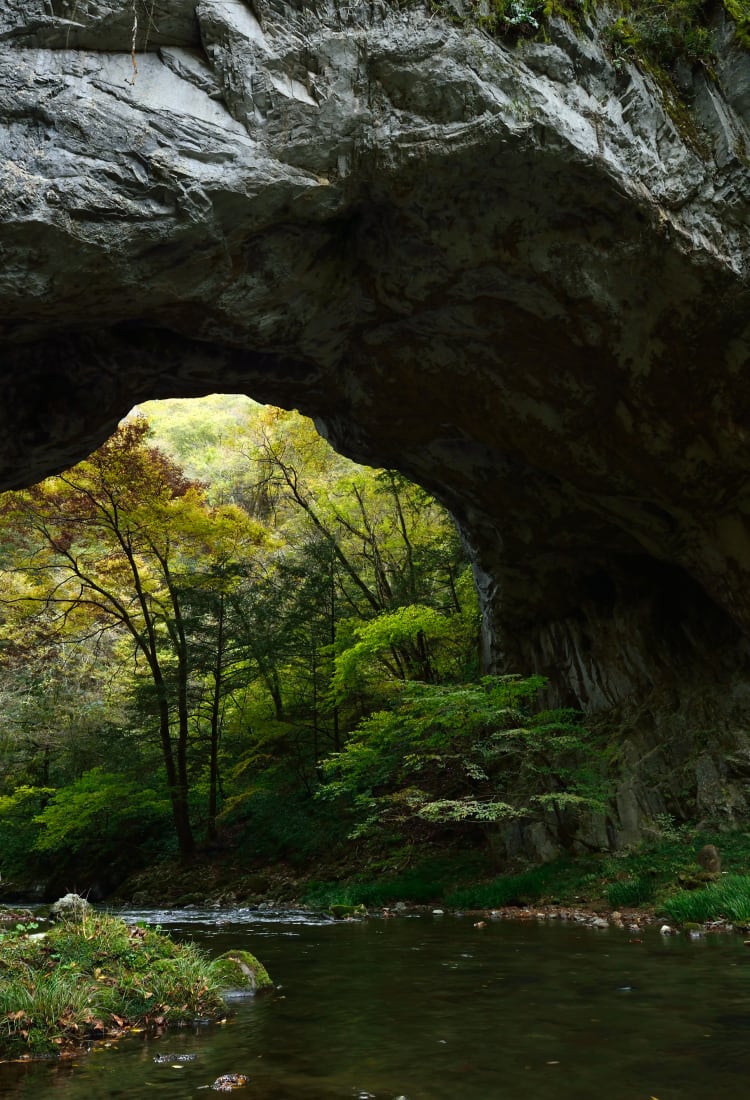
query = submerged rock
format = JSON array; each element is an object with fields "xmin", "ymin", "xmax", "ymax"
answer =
[{"xmin": 211, "ymin": 1075, "xmax": 249, "ymax": 1093}]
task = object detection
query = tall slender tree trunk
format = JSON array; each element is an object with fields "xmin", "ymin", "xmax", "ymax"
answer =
[
  {"xmin": 207, "ymin": 594, "xmax": 225, "ymax": 843},
  {"xmin": 155, "ymin": 685, "xmax": 195, "ymax": 858}
]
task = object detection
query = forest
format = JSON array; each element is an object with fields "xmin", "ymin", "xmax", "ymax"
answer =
[{"xmin": 0, "ymin": 396, "xmax": 610, "ymax": 905}]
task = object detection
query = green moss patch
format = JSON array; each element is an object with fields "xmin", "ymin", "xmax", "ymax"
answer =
[{"xmin": 211, "ymin": 950, "xmax": 273, "ymax": 993}]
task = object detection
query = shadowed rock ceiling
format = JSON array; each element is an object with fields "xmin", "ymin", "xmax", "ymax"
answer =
[{"xmin": 3, "ymin": 0, "xmax": 750, "ymax": 713}]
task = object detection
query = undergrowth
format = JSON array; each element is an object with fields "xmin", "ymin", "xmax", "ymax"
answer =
[{"xmin": 303, "ymin": 828, "xmax": 750, "ymax": 919}]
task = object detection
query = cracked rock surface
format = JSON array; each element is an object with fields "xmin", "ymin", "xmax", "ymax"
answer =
[{"xmin": 2, "ymin": 0, "xmax": 750, "ymax": 718}]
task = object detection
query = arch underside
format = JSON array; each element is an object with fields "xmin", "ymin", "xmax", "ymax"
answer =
[{"xmin": 2, "ymin": 0, "xmax": 750, "ymax": 731}]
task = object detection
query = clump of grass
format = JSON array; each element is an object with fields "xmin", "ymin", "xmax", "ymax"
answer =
[
  {"xmin": 0, "ymin": 909, "xmax": 238, "ymax": 1056},
  {"xmin": 662, "ymin": 874, "xmax": 750, "ymax": 924},
  {"xmin": 606, "ymin": 876, "xmax": 655, "ymax": 909},
  {"xmin": 445, "ymin": 867, "xmax": 552, "ymax": 908},
  {"xmin": 303, "ymin": 855, "xmax": 493, "ymax": 909}
]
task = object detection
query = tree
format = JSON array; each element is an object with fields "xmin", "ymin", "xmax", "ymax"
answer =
[
  {"xmin": 254, "ymin": 413, "xmax": 478, "ymax": 700},
  {"xmin": 319, "ymin": 676, "xmax": 609, "ymax": 846},
  {"xmin": 0, "ymin": 421, "xmax": 266, "ymax": 857}
]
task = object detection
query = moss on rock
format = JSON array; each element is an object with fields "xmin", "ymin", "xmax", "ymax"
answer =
[{"xmin": 211, "ymin": 950, "xmax": 273, "ymax": 993}]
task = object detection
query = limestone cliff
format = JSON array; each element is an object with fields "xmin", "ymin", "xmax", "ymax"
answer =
[{"xmin": 2, "ymin": 0, "xmax": 750, "ymax": 750}]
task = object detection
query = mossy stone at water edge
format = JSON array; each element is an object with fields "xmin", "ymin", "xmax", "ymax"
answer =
[
  {"xmin": 328, "ymin": 904, "xmax": 367, "ymax": 920},
  {"xmin": 212, "ymin": 950, "xmax": 273, "ymax": 993}
]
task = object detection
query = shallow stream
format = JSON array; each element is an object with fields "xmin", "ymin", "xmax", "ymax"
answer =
[{"xmin": 1, "ymin": 906, "xmax": 749, "ymax": 1099}]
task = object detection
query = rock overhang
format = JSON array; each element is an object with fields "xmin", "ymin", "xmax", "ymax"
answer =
[{"xmin": 2, "ymin": 0, "xmax": 750, "ymax": 708}]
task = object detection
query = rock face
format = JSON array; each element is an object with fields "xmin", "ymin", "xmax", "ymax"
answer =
[{"xmin": 2, "ymin": 0, "xmax": 750, "ymax": 727}]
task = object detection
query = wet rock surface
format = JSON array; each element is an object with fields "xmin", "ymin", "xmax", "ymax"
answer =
[{"xmin": 2, "ymin": 1, "xmax": 750, "ymax": 721}]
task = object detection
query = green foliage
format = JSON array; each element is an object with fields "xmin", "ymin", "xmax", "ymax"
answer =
[
  {"xmin": 472, "ymin": 0, "xmax": 586, "ymax": 37},
  {"xmin": 0, "ymin": 911, "xmax": 227, "ymax": 1055},
  {"xmin": 331, "ymin": 605, "xmax": 451, "ymax": 701},
  {"xmin": 319, "ymin": 676, "xmax": 607, "ymax": 840},
  {"xmin": 222, "ymin": 785, "xmax": 342, "ymax": 865},
  {"xmin": 0, "ymin": 786, "xmax": 52, "ymax": 878},
  {"xmin": 479, "ymin": 0, "xmax": 546, "ymax": 36},
  {"xmin": 606, "ymin": 876, "xmax": 655, "ymax": 908},
  {"xmin": 662, "ymin": 875, "xmax": 750, "ymax": 923},
  {"xmin": 32, "ymin": 769, "xmax": 172, "ymax": 859},
  {"xmin": 723, "ymin": 0, "xmax": 750, "ymax": 46},
  {"xmin": 604, "ymin": 0, "xmax": 715, "ymax": 70}
]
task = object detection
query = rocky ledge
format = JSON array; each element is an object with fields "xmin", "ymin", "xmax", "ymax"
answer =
[{"xmin": 2, "ymin": 1, "xmax": 750, "ymax": 742}]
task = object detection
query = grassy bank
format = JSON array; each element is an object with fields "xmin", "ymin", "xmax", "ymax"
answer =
[
  {"xmin": 86, "ymin": 822, "xmax": 750, "ymax": 932},
  {"xmin": 0, "ymin": 910, "xmax": 244, "ymax": 1057},
  {"xmin": 301, "ymin": 828, "xmax": 750, "ymax": 926}
]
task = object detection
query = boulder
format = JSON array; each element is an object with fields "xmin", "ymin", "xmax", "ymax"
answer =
[
  {"xmin": 48, "ymin": 893, "xmax": 93, "ymax": 921},
  {"xmin": 211, "ymin": 949, "xmax": 273, "ymax": 993}
]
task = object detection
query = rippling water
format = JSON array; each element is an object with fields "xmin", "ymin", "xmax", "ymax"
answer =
[{"xmin": 1, "ymin": 906, "xmax": 749, "ymax": 1099}]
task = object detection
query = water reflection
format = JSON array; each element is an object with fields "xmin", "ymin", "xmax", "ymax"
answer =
[{"xmin": 1, "ymin": 909, "xmax": 749, "ymax": 1099}]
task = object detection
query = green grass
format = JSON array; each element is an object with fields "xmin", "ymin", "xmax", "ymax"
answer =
[
  {"xmin": 606, "ymin": 876, "xmax": 656, "ymax": 909},
  {"xmin": 662, "ymin": 875, "xmax": 750, "ymax": 924},
  {"xmin": 0, "ymin": 910, "xmax": 234, "ymax": 1056},
  {"xmin": 303, "ymin": 854, "xmax": 495, "ymax": 909},
  {"xmin": 302, "ymin": 829, "xmax": 750, "ymax": 916}
]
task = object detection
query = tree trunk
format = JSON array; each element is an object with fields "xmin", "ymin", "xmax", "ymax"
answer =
[{"xmin": 207, "ymin": 594, "xmax": 225, "ymax": 843}]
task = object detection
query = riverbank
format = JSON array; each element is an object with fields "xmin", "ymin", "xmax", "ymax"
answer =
[
  {"xmin": 5, "ymin": 823, "xmax": 750, "ymax": 933},
  {"xmin": 95, "ymin": 825, "xmax": 750, "ymax": 931}
]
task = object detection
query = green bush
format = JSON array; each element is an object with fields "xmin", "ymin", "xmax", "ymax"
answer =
[
  {"xmin": 319, "ymin": 676, "xmax": 607, "ymax": 842},
  {"xmin": 33, "ymin": 769, "xmax": 171, "ymax": 859}
]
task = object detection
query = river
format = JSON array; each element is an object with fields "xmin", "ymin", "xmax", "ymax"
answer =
[{"xmin": 0, "ymin": 906, "xmax": 748, "ymax": 1099}]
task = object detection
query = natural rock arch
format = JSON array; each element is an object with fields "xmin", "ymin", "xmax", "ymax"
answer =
[{"xmin": 3, "ymin": 0, "xmax": 750, "ymax": 733}]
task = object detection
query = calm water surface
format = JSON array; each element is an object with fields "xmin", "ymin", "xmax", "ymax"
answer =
[{"xmin": 1, "ymin": 906, "xmax": 749, "ymax": 1100}]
